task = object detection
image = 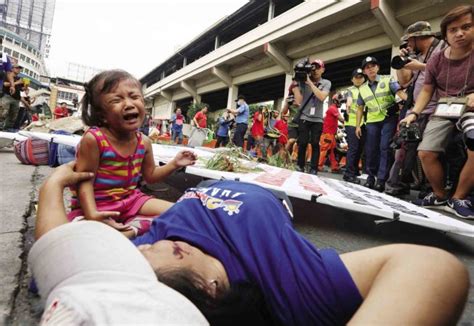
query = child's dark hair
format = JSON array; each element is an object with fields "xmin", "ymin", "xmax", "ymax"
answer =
[
  {"xmin": 156, "ymin": 267, "xmax": 278, "ymax": 325},
  {"xmin": 81, "ymin": 69, "xmax": 142, "ymax": 127}
]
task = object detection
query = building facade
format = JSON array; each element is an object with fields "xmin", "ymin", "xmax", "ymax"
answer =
[{"xmin": 0, "ymin": 0, "xmax": 55, "ymax": 58}]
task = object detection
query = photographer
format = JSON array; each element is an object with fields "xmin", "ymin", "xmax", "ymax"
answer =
[
  {"xmin": 355, "ymin": 56, "xmax": 407, "ymax": 192},
  {"xmin": 0, "ymin": 36, "xmax": 16, "ymax": 131},
  {"xmin": 400, "ymin": 5, "xmax": 474, "ymax": 219},
  {"xmin": 292, "ymin": 59, "xmax": 331, "ymax": 175},
  {"xmin": 385, "ymin": 21, "xmax": 446, "ymax": 195}
]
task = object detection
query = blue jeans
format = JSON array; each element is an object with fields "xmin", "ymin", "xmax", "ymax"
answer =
[
  {"xmin": 364, "ymin": 115, "xmax": 397, "ymax": 182},
  {"xmin": 172, "ymin": 129, "xmax": 183, "ymax": 144},
  {"xmin": 344, "ymin": 125, "xmax": 365, "ymax": 178}
]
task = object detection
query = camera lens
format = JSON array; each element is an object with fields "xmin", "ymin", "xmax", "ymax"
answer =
[{"xmin": 391, "ymin": 56, "xmax": 410, "ymax": 69}]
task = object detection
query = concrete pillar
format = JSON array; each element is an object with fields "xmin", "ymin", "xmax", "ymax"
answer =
[
  {"xmin": 274, "ymin": 98, "xmax": 284, "ymax": 112},
  {"xmin": 227, "ymin": 85, "xmax": 238, "ymax": 110},
  {"xmin": 214, "ymin": 35, "xmax": 220, "ymax": 50},
  {"xmin": 183, "ymin": 57, "xmax": 187, "ymax": 67},
  {"xmin": 390, "ymin": 45, "xmax": 398, "ymax": 78},
  {"xmin": 283, "ymin": 73, "xmax": 293, "ymax": 98},
  {"xmin": 268, "ymin": 0, "xmax": 275, "ymax": 21}
]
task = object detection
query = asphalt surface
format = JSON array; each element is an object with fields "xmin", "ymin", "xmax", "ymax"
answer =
[{"xmin": 1, "ymin": 146, "xmax": 474, "ymax": 325}]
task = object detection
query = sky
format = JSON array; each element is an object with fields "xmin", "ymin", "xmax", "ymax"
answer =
[{"xmin": 47, "ymin": 0, "xmax": 249, "ymax": 80}]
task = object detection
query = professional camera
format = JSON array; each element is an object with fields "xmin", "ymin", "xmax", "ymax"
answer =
[
  {"xmin": 457, "ymin": 112, "xmax": 474, "ymax": 150},
  {"xmin": 391, "ymin": 43, "xmax": 418, "ymax": 70},
  {"xmin": 293, "ymin": 58, "xmax": 313, "ymax": 82},
  {"xmin": 390, "ymin": 122, "xmax": 422, "ymax": 149}
]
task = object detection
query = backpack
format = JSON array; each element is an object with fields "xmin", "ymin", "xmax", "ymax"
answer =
[
  {"xmin": 14, "ymin": 137, "xmax": 50, "ymax": 165},
  {"xmin": 48, "ymin": 130, "xmax": 72, "ymax": 167}
]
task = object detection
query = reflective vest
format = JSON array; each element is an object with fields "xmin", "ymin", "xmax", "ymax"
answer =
[
  {"xmin": 346, "ymin": 86, "xmax": 361, "ymax": 127},
  {"xmin": 358, "ymin": 75, "xmax": 396, "ymax": 123}
]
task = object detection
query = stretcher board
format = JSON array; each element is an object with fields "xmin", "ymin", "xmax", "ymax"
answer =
[
  {"xmin": 16, "ymin": 131, "xmax": 474, "ymax": 238},
  {"xmin": 0, "ymin": 131, "xmax": 28, "ymax": 148}
]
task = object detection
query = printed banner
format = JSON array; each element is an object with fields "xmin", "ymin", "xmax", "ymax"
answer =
[{"xmin": 14, "ymin": 131, "xmax": 474, "ymax": 238}]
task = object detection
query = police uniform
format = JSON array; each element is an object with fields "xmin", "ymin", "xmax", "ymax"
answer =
[
  {"xmin": 357, "ymin": 56, "xmax": 401, "ymax": 190},
  {"xmin": 343, "ymin": 68, "xmax": 365, "ymax": 183}
]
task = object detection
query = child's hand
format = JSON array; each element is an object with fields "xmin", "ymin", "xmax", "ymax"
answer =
[
  {"xmin": 86, "ymin": 210, "xmax": 120, "ymax": 221},
  {"xmin": 173, "ymin": 150, "xmax": 197, "ymax": 168},
  {"xmin": 102, "ymin": 218, "xmax": 133, "ymax": 231}
]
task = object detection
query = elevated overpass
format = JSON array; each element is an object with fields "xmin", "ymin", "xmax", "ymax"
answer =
[{"xmin": 140, "ymin": 0, "xmax": 464, "ymax": 119}]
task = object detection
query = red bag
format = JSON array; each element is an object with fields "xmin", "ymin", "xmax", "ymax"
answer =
[{"xmin": 14, "ymin": 137, "xmax": 50, "ymax": 165}]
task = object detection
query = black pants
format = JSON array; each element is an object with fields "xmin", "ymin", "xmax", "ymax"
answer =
[
  {"xmin": 297, "ymin": 120, "xmax": 323, "ymax": 170},
  {"xmin": 233, "ymin": 123, "xmax": 247, "ymax": 148},
  {"xmin": 215, "ymin": 136, "xmax": 229, "ymax": 148}
]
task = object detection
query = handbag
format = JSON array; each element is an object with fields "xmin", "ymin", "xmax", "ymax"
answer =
[{"xmin": 291, "ymin": 93, "xmax": 314, "ymax": 125}]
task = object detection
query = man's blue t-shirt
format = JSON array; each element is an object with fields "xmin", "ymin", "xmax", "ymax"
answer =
[
  {"xmin": 216, "ymin": 117, "xmax": 231, "ymax": 137},
  {"xmin": 133, "ymin": 181, "xmax": 361, "ymax": 325},
  {"xmin": 235, "ymin": 103, "xmax": 249, "ymax": 124}
]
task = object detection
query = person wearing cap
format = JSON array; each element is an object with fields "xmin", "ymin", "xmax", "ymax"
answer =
[
  {"xmin": 292, "ymin": 59, "xmax": 331, "ymax": 174},
  {"xmin": 400, "ymin": 5, "xmax": 474, "ymax": 219},
  {"xmin": 343, "ymin": 68, "xmax": 366, "ymax": 184},
  {"xmin": 1, "ymin": 63, "xmax": 25, "ymax": 131},
  {"xmin": 385, "ymin": 21, "xmax": 446, "ymax": 196},
  {"xmin": 228, "ymin": 95, "xmax": 249, "ymax": 148},
  {"xmin": 355, "ymin": 56, "xmax": 406, "ymax": 192}
]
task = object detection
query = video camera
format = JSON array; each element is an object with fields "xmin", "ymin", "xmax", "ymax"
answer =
[
  {"xmin": 293, "ymin": 58, "xmax": 313, "ymax": 82},
  {"xmin": 391, "ymin": 43, "xmax": 418, "ymax": 70},
  {"xmin": 390, "ymin": 122, "xmax": 422, "ymax": 149}
]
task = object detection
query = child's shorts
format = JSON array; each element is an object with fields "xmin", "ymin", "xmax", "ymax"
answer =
[{"xmin": 68, "ymin": 190, "xmax": 156, "ymax": 236}]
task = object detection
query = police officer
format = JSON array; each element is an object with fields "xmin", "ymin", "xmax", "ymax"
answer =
[
  {"xmin": 343, "ymin": 68, "xmax": 366, "ymax": 184},
  {"xmin": 355, "ymin": 56, "xmax": 406, "ymax": 191}
]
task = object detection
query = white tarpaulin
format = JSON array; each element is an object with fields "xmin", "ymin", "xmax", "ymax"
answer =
[{"xmin": 10, "ymin": 131, "xmax": 474, "ymax": 238}]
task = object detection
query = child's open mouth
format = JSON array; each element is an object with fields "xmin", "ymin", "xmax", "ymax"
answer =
[{"xmin": 123, "ymin": 113, "xmax": 139, "ymax": 121}]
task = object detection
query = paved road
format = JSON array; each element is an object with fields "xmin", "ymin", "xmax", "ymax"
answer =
[{"xmin": 1, "ymin": 147, "xmax": 473, "ymax": 324}]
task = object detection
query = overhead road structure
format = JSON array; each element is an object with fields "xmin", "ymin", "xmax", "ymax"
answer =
[{"xmin": 140, "ymin": 0, "xmax": 465, "ymax": 118}]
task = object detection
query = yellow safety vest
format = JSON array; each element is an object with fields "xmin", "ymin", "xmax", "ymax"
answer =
[
  {"xmin": 346, "ymin": 86, "xmax": 361, "ymax": 127},
  {"xmin": 358, "ymin": 75, "xmax": 396, "ymax": 123}
]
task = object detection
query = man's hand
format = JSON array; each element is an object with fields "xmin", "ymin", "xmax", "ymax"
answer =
[
  {"xmin": 466, "ymin": 93, "xmax": 474, "ymax": 110},
  {"xmin": 172, "ymin": 150, "xmax": 197, "ymax": 168},
  {"xmin": 355, "ymin": 126, "xmax": 362, "ymax": 139},
  {"xmin": 47, "ymin": 161, "xmax": 95, "ymax": 188},
  {"xmin": 9, "ymin": 86, "xmax": 15, "ymax": 95},
  {"xmin": 399, "ymin": 113, "xmax": 417, "ymax": 127},
  {"xmin": 403, "ymin": 58, "xmax": 424, "ymax": 71}
]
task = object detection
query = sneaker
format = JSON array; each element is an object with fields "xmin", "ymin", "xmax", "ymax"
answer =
[
  {"xmin": 374, "ymin": 181, "xmax": 385, "ymax": 192},
  {"xmin": 445, "ymin": 198, "xmax": 474, "ymax": 219},
  {"xmin": 413, "ymin": 192, "xmax": 447, "ymax": 208},
  {"xmin": 363, "ymin": 178, "xmax": 375, "ymax": 189},
  {"xmin": 296, "ymin": 166, "xmax": 304, "ymax": 172},
  {"xmin": 308, "ymin": 168, "xmax": 318, "ymax": 175},
  {"xmin": 343, "ymin": 175, "xmax": 360, "ymax": 184}
]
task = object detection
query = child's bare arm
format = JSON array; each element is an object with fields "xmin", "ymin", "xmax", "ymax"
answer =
[
  {"xmin": 141, "ymin": 137, "xmax": 197, "ymax": 184},
  {"xmin": 76, "ymin": 133, "xmax": 119, "ymax": 221}
]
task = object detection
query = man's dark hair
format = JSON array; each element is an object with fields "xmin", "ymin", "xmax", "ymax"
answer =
[
  {"xmin": 156, "ymin": 267, "xmax": 278, "ymax": 326},
  {"xmin": 440, "ymin": 5, "xmax": 474, "ymax": 41},
  {"xmin": 81, "ymin": 69, "xmax": 142, "ymax": 127}
]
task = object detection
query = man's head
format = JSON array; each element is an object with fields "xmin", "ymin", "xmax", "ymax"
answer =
[
  {"xmin": 236, "ymin": 94, "xmax": 246, "ymax": 105},
  {"xmin": 440, "ymin": 5, "xmax": 473, "ymax": 48},
  {"xmin": 351, "ymin": 68, "xmax": 365, "ymax": 87},
  {"xmin": 401, "ymin": 21, "xmax": 438, "ymax": 53},
  {"xmin": 176, "ymin": 107, "xmax": 182, "ymax": 114},
  {"xmin": 201, "ymin": 106, "xmax": 208, "ymax": 114},
  {"xmin": 310, "ymin": 59, "xmax": 325, "ymax": 80},
  {"xmin": 12, "ymin": 64, "xmax": 22, "ymax": 75},
  {"xmin": 361, "ymin": 56, "xmax": 380, "ymax": 80},
  {"xmin": 61, "ymin": 102, "xmax": 67, "ymax": 108}
]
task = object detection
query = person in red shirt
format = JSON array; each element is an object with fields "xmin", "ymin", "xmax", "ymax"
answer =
[
  {"xmin": 273, "ymin": 111, "xmax": 289, "ymax": 155},
  {"xmin": 318, "ymin": 94, "xmax": 345, "ymax": 172},
  {"xmin": 53, "ymin": 102, "xmax": 69, "ymax": 120},
  {"xmin": 250, "ymin": 106, "xmax": 266, "ymax": 159},
  {"xmin": 192, "ymin": 106, "xmax": 208, "ymax": 129}
]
